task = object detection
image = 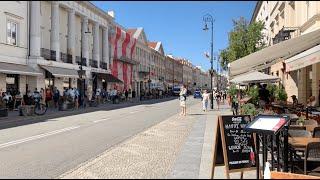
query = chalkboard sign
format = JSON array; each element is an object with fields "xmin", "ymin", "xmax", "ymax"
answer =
[
  {"xmin": 221, "ymin": 115, "xmax": 255, "ymax": 170},
  {"xmin": 212, "ymin": 115, "xmax": 256, "ymax": 179}
]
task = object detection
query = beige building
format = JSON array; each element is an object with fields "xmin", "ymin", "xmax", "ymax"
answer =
[
  {"xmin": 148, "ymin": 41, "xmax": 165, "ymax": 90},
  {"xmin": 165, "ymin": 55, "xmax": 174, "ymax": 89},
  {"xmin": 249, "ymin": 1, "xmax": 320, "ymax": 104},
  {"xmin": 0, "ymin": 1, "xmax": 41, "ymax": 96},
  {"xmin": 179, "ymin": 58, "xmax": 193, "ymax": 89}
]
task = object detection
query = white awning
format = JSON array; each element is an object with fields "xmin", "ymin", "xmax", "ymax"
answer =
[
  {"xmin": 40, "ymin": 65, "xmax": 79, "ymax": 78},
  {"xmin": 285, "ymin": 44, "xmax": 320, "ymax": 72},
  {"xmin": 230, "ymin": 28, "xmax": 320, "ymax": 78},
  {"xmin": 230, "ymin": 71, "xmax": 280, "ymax": 84},
  {"xmin": 0, "ymin": 62, "xmax": 42, "ymax": 76}
]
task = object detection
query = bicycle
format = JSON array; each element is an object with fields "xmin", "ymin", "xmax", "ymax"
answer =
[{"xmin": 33, "ymin": 96, "xmax": 47, "ymax": 115}]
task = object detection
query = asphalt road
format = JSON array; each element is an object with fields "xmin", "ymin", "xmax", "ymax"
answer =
[{"xmin": 0, "ymin": 97, "xmax": 200, "ymax": 178}]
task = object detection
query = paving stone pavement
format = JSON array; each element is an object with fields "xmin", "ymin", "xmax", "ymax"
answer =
[{"xmin": 59, "ymin": 102, "xmax": 202, "ymax": 179}]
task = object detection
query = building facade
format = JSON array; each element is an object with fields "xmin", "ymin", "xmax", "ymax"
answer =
[
  {"xmin": 251, "ymin": 1, "xmax": 320, "ymax": 104},
  {"xmin": 165, "ymin": 55, "xmax": 174, "ymax": 89}
]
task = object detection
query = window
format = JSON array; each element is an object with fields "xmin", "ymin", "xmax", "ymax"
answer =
[{"xmin": 7, "ymin": 20, "xmax": 17, "ymax": 45}]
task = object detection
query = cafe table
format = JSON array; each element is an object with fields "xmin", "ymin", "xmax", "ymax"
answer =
[
  {"xmin": 289, "ymin": 137, "xmax": 320, "ymax": 151},
  {"xmin": 271, "ymin": 171, "xmax": 320, "ymax": 179}
]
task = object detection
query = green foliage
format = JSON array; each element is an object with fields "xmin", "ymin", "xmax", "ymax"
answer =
[
  {"xmin": 247, "ymin": 85, "xmax": 259, "ymax": 105},
  {"xmin": 240, "ymin": 103, "xmax": 259, "ymax": 116},
  {"xmin": 228, "ymin": 84, "xmax": 238, "ymax": 97},
  {"xmin": 275, "ymin": 86, "xmax": 288, "ymax": 102},
  {"xmin": 297, "ymin": 117, "xmax": 305, "ymax": 125},
  {"xmin": 219, "ymin": 17, "xmax": 266, "ymax": 70},
  {"xmin": 266, "ymin": 83, "xmax": 277, "ymax": 97}
]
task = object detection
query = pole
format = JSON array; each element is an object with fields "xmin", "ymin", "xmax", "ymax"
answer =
[{"xmin": 210, "ymin": 18, "xmax": 214, "ymax": 110}]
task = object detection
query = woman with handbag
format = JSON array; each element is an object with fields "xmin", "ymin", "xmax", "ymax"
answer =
[{"xmin": 179, "ymin": 84, "xmax": 187, "ymax": 116}]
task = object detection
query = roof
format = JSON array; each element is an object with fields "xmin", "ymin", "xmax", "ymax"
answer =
[
  {"xmin": 230, "ymin": 71, "xmax": 280, "ymax": 84},
  {"xmin": 250, "ymin": 1, "xmax": 263, "ymax": 24},
  {"xmin": 127, "ymin": 29, "xmax": 137, "ymax": 36},
  {"xmin": 229, "ymin": 28, "xmax": 320, "ymax": 78},
  {"xmin": 148, "ymin": 42, "xmax": 158, "ymax": 49}
]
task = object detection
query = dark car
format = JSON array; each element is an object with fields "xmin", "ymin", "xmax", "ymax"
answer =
[{"xmin": 193, "ymin": 90, "xmax": 202, "ymax": 99}]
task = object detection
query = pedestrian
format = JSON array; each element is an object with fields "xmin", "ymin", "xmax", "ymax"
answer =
[
  {"xmin": 179, "ymin": 84, "xmax": 187, "ymax": 116},
  {"xmin": 45, "ymin": 87, "xmax": 53, "ymax": 108},
  {"xmin": 125, "ymin": 89, "xmax": 128, "ymax": 101},
  {"xmin": 202, "ymin": 89, "xmax": 210, "ymax": 112},
  {"xmin": 215, "ymin": 91, "xmax": 221, "ymax": 110},
  {"xmin": 231, "ymin": 92, "xmax": 240, "ymax": 115},
  {"xmin": 74, "ymin": 88, "xmax": 79, "ymax": 109},
  {"xmin": 128, "ymin": 89, "xmax": 132, "ymax": 102},
  {"xmin": 53, "ymin": 87, "xmax": 60, "ymax": 108}
]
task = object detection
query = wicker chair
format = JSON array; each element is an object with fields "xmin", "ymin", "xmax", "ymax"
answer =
[
  {"xmin": 313, "ymin": 127, "xmax": 320, "ymax": 138},
  {"xmin": 304, "ymin": 142, "xmax": 320, "ymax": 175}
]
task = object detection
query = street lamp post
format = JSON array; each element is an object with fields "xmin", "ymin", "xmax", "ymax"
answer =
[
  {"xmin": 203, "ymin": 13, "xmax": 214, "ymax": 109},
  {"xmin": 78, "ymin": 28, "xmax": 91, "ymax": 108}
]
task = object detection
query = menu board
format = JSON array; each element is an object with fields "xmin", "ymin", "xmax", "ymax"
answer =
[
  {"xmin": 245, "ymin": 115, "xmax": 288, "ymax": 135},
  {"xmin": 220, "ymin": 115, "xmax": 255, "ymax": 170}
]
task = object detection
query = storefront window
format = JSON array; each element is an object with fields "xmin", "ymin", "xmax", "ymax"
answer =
[{"xmin": 6, "ymin": 74, "xmax": 19, "ymax": 96}]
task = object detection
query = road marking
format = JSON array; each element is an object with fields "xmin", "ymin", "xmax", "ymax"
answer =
[
  {"xmin": 0, "ymin": 126, "xmax": 80, "ymax": 149},
  {"xmin": 93, "ymin": 118, "xmax": 111, "ymax": 123},
  {"xmin": 129, "ymin": 110, "xmax": 140, "ymax": 114}
]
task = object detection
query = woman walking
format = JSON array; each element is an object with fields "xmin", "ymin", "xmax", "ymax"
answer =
[
  {"xmin": 179, "ymin": 85, "xmax": 187, "ymax": 116},
  {"xmin": 202, "ymin": 90, "xmax": 210, "ymax": 112}
]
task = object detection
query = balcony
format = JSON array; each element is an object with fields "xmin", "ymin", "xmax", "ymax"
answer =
[
  {"xmin": 41, "ymin": 48, "xmax": 56, "ymax": 61},
  {"xmin": 89, "ymin": 59, "xmax": 98, "ymax": 68},
  {"xmin": 100, "ymin": 62, "xmax": 108, "ymax": 70},
  {"xmin": 60, "ymin": 52, "xmax": 72, "ymax": 64},
  {"xmin": 76, "ymin": 56, "xmax": 87, "ymax": 66}
]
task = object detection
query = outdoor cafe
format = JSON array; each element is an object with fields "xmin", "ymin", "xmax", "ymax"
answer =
[{"xmin": 227, "ymin": 70, "xmax": 320, "ymax": 179}]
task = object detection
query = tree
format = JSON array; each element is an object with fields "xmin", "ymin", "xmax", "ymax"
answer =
[{"xmin": 219, "ymin": 17, "xmax": 266, "ymax": 70}]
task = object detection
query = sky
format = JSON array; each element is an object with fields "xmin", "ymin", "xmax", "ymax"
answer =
[{"xmin": 92, "ymin": 1, "xmax": 256, "ymax": 72}]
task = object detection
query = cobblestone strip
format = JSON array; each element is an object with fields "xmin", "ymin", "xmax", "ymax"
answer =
[{"xmin": 59, "ymin": 103, "xmax": 201, "ymax": 179}]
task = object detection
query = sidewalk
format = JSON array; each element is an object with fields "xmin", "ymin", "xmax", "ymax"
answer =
[
  {"xmin": 59, "ymin": 101, "xmax": 244, "ymax": 179},
  {"xmin": 0, "ymin": 96, "xmax": 176, "ymax": 130}
]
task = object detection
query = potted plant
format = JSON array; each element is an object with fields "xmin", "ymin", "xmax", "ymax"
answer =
[
  {"xmin": 275, "ymin": 86, "xmax": 288, "ymax": 105},
  {"xmin": 240, "ymin": 103, "xmax": 259, "ymax": 118},
  {"xmin": 267, "ymin": 83, "xmax": 277, "ymax": 102},
  {"xmin": 0, "ymin": 98, "xmax": 8, "ymax": 117},
  {"xmin": 247, "ymin": 85, "xmax": 259, "ymax": 106},
  {"xmin": 296, "ymin": 117, "xmax": 305, "ymax": 126}
]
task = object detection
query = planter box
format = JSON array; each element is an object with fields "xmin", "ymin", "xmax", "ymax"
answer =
[
  {"xmin": 19, "ymin": 105, "xmax": 35, "ymax": 116},
  {"xmin": 0, "ymin": 108, "xmax": 8, "ymax": 117}
]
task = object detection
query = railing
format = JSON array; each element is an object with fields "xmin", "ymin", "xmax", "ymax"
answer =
[
  {"xmin": 41, "ymin": 48, "xmax": 56, "ymax": 61},
  {"xmin": 101, "ymin": 62, "xmax": 108, "ymax": 70},
  {"xmin": 60, "ymin": 52, "xmax": 72, "ymax": 64},
  {"xmin": 76, "ymin": 56, "xmax": 87, "ymax": 66},
  {"xmin": 89, "ymin": 59, "xmax": 98, "ymax": 68}
]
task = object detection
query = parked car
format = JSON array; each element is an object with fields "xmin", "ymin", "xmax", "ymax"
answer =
[
  {"xmin": 172, "ymin": 87, "xmax": 181, "ymax": 96},
  {"xmin": 193, "ymin": 90, "xmax": 202, "ymax": 99}
]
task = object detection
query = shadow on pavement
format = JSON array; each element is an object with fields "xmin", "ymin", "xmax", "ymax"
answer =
[{"xmin": 0, "ymin": 97, "xmax": 176, "ymax": 130}]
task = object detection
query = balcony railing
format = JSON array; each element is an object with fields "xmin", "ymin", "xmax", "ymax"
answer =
[
  {"xmin": 41, "ymin": 48, "xmax": 56, "ymax": 61},
  {"xmin": 89, "ymin": 59, "xmax": 98, "ymax": 68},
  {"xmin": 60, "ymin": 52, "xmax": 73, "ymax": 64},
  {"xmin": 76, "ymin": 56, "xmax": 87, "ymax": 66},
  {"xmin": 101, "ymin": 62, "xmax": 108, "ymax": 70}
]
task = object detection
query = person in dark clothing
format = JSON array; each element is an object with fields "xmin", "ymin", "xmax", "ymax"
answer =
[{"xmin": 125, "ymin": 89, "xmax": 128, "ymax": 101}]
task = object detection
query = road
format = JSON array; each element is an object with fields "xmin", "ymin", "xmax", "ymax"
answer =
[{"xmin": 0, "ymin": 97, "xmax": 200, "ymax": 178}]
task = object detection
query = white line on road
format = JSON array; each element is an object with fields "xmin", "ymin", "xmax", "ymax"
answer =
[
  {"xmin": 93, "ymin": 118, "xmax": 111, "ymax": 123},
  {"xmin": 129, "ymin": 111, "xmax": 141, "ymax": 114},
  {"xmin": 0, "ymin": 126, "xmax": 80, "ymax": 149}
]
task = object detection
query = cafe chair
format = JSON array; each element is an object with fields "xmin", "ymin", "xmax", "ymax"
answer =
[
  {"xmin": 309, "ymin": 166, "xmax": 320, "ymax": 177},
  {"xmin": 313, "ymin": 127, "xmax": 320, "ymax": 138},
  {"xmin": 291, "ymin": 142, "xmax": 320, "ymax": 175}
]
